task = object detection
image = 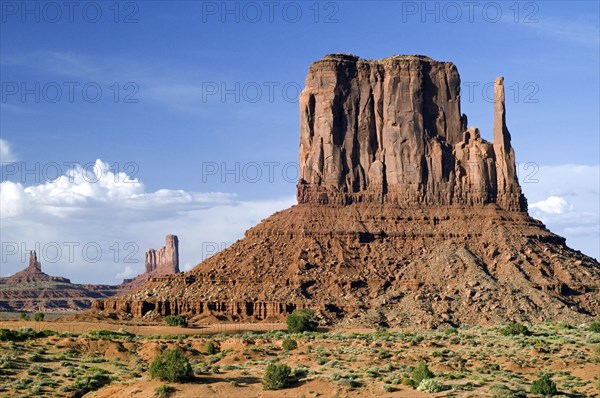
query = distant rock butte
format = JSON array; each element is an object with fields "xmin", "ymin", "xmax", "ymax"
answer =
[
  {"xmin": 120, "ymin": 234, "xmax": 180, "ymax": 290},
  {"xmin": 0, "ymin": 235, "xmax": 180, "ymax": 313},
  {"xmin": 2, "ymin": 251, "xmax": 71, "ymax": 285},
  {"xmin": 88, "ymin": 54, "xmax": 599, "ymax": 328},
  {"xmin": 145, "ymin": 234, "xmax": 180, "ymax": 276}
]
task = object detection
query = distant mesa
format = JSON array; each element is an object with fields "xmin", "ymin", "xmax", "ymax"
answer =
[{"xmin": 0, "ymin": 235, "xmax": 180, "ymax": 313}]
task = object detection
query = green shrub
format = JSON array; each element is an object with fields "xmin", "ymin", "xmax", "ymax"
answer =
[
  {"xmin": 417, "ymin": 378, "xmax": 443, "ymax": 393},
  {"xmin": 531, "ymin": 373, "xmax": 557, "ymax": 396},
  {"xmin": 262, "ymin": 363, "xmax": 292, "ymax": 390},
  {"xmin": 154, "ymin": 384, "xmax": 174, "ymax": 398},
  {"xmin": 589, "ymin": 318, "xmax": 600, "ymax": 333},
  {"xmin": 164, "ymin": 315, "xmax": 188, "ymax": 328},
  {"xmin": 0, "ymin": 329, "xmax": 22, "ymax": 341},
  {"xmin": 65, "ymin": 373, "xmax": 111, "ymax": 394},
  {"xmin": 502, "ymin": 322, "xmax": 530, "ymax": 336},
  {"xmin": 383, "ymin": 383, "xmax": 395, "ymax": 392},
  {"xmin": 412, "ymin": 362, "xmax": 434, "ymax": 386},
  {"xmin": 339, "ymin": 377, "xmax": 362, "ymax": 389},
  {"xmin": 293, "ymin": 366, "xmax": 308, "ymax": 378},
  {"xmin": 37, "ymin": 329, "xmax": 57, "ymax": 337},
  {"xmin": 282, "ymin": 338, "xmax": 298, "ymax": 351},
  {"xmin": 286, "ymin": 308, "xmax": 317, "ymax": 333},
  {"xmin": 149, "ymin": 349, "xmax": 193, "ymax": 382},
  {"xmin": 204, "ymin": 341, "xmax": 218, "ymax": 355},
  {"xmin": 88, "ymin": 329, "xmax": 134, "ymax": 340},
  {"xmin": 491, "ymin": 383, "xmax": 517, "ymax": 398},
  {"xmin": 401, "ymin": 377, "xmax": 416, "ymax": 387},
  {"xmin": 20, "ymin": 312, "xmax": 30, "ymax": 321},
  {"xmin": 33, "ymin": 313, "xmax": 44, "ymax": 322}
]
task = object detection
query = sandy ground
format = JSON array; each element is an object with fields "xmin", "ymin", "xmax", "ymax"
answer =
[
  {"xmin": 1, "ymin": 321, "xmax": 598, "ymax": 398},
  {"xmin": 0, "ymin": 319, "xmax": 287, "ymax": 335}
]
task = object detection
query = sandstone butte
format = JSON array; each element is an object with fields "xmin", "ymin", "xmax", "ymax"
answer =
[
  {"xmin": 90, "ymin": 54, "xmax": 599, "ymax": 328},
  {"xmin": 0, "ymin": 235, "xmax": 180, "ymax": 312}
]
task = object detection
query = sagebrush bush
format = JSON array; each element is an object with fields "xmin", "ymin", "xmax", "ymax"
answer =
[
  {"xmin": 531, "ymin": 373, "xmax": 557, "ymax": 396},
  {"xmin": 282, "ymin": 338, "xmax": 298, "ymax": 351},
  {"xmin": 65, "ymin": 373, "xmax": 111, "ymax": 394},
  {"xmin": 411, "ymin": 362, "xmax": 434, "ymax": 386},
  {"xmin": 286, "ymin": 308, "xmax": 317, "ymax": 333},
  {"xmin": 589, "ymin": 318, "xmax": 600, "ymax": 333},
  {"xmin": 417, "ymin": 378, "xmax": 443, "ymax": 393},
  {"xmin": 383, "ymin": 383, "xmax": 395, "ymax": 392},
  {"xmin": 293, "ymin": 366, "xmax": 308, "ymax": 378},
  {"xmin": 164, "ymin": 315, "xmax": 188, "ymax": 328},
  {"xmin": 204, "ymin": 340, "xmax": 218, "ymax": 354},
  {"xmin": 263, "ymin": 363, "xmax": 292, "ymax": 390},
  {"xmin": 149, "ymin": 349, "xmax": 192, "ymax": 382},
  {"xmin": 491, "ymin": 384, "xmax": 516, "ymax": 398},
  {"xmin": 502, "ymin": 322, "xmax": 530, "ymax": 336}
]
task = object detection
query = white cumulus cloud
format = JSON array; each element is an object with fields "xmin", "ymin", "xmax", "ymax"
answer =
[
  {"xmin": 115, "ymin": 265, "xmax": 136, "ymax": 280},
  {"xmin": 0, "ymin": 159, "xmax": 295, "ymax": 283},
  {"xmin": 529, "ymin": 196, "xmax": 573, "ymax": 215},
  {"xmin": 522, "ymin": 164, "xmax": 599, "ymax": 260}
]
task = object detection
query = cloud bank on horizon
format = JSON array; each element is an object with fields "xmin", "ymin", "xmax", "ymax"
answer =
[{"xmin": 1, "ymin": 154, "xmax": 597, "ymax": 284}]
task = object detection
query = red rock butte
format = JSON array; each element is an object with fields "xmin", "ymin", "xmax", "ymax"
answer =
[{"xmin": 90, "ymin": 54, "xmax": 599, "ymax": 328}]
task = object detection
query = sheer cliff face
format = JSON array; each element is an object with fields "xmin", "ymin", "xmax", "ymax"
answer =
[
  {"xmin": 298, "ymin": 54, "xmax": 526, "ymax": 211},
  {"xmin": 145, "ymin": 234, "xmax": 180, "ymax": 276}
]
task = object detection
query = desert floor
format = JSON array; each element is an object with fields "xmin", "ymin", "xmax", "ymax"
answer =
[{"xmin": 0, "ymin": 320, "xmax": 599, "ymax": 397}]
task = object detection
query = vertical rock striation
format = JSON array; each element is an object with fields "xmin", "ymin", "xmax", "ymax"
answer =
[
  {"xmin": 145, "ymin": 235, "xmax": 180, "ymax": 276},
  {"xmin": 297, "ymin": 54, "xmax": 526, "ymax": 211}
]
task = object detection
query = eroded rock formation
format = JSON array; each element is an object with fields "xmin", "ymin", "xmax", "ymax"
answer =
[
  {"xmin": 89, "ymin": 55, "xmax": 600, "ymax": 328},
  {"xmin": 0, "ymin": 236, "xmax": 181, "ymax": 313},
  {"xmin": 29, "ymin": 251, "xmax": 41, "ymax": 272},
  {"xmin": 145, "ymin": 235, "xmax": 180, "ymax": 276},
  {"xmin": 2, "ymin": 251, "xmax": 71, "ymax": 284},
  {"xmin": 297, "ymin": 54, "xmax": 525, "ymax": 211},
  {"xmin": 0, "ymin": 251, "xmax": 117, "ymax": 312}
]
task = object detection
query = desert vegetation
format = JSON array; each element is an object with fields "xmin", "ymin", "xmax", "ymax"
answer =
[{"xmin": 0, "ymin": 320, "xmax": 598, "ymax": 397}]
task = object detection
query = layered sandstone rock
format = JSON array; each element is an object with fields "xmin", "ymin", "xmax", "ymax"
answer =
[
  {"xmin": 0, "ymin": 236, "xmax": 181, "ymax": 313},
  {"xmin": 0, "ymin": 251, "xmax": 117, "ymax": 312},
  {"xmin": 89, "ymin": 55, "xmax": 599, "ymax": 328},
  {"xmin": 2, "ymin": 251, "xmax": 71, "ymax": 284},
  {"xmin": 145, "ymin": 235, "xmax": 179, "ymax": 276},
  {"xmin": 297, "ymin": 54, "xmax": 526, "ymax": 211},
  {"xmin": 119, "ymin": 234, "xmax": 180, "ymax": 291}
]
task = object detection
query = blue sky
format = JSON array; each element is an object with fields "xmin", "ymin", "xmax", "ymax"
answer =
[{"xmin": 1, "ymin": 1, "xmax": 598, "ymax": 283}]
